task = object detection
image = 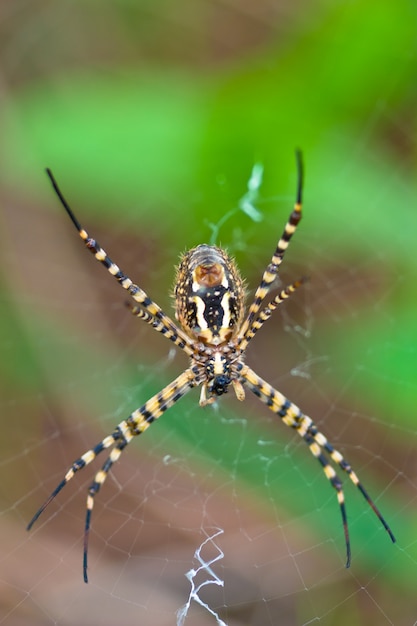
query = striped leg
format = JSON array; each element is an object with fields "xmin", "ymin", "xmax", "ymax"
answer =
[
  {"xmin": 83, "ymin": 438, "xmax": 128, "ymax": 582},
  {"xmin": 26, "ymin": 434, "xmax": 121, "ymax": 532},
  {"xmin": 237, "ymin": 150, "xmax": 303, "ymax": 342},
  {"xmin": 27, "ymin": 368, "xmax": 197, "ymax": 582},
  {"xmin": 241, "ymin": 366, "xmax": 395, "ymax": 566},
  {"xmin": 126, "ymin": 303, "xmax": 193, "ymax": 356},
  {"xmin": 46, "ymin": 169, "xmax": 193, "ymax": 355},
  {"xmin": 238, "ymin": 277, "xmax": 306, "ymax": 352}
]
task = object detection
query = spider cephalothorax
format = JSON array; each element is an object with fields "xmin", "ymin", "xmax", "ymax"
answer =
[
  {"xmin": 191, "ymin": 340, "xmax": 245, "ymax": 405},
  {"xmin": 28, "ymin": 153, "xmax": 395, "ymax": 583}
]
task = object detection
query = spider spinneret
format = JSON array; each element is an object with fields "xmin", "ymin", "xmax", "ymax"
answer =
[{"xmin": 27, "ymin": 152, "xmax": 395, "ymax": 583}]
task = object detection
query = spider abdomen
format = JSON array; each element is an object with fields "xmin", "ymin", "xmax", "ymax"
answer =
[{"xmin": 175, "ymin": 244, "xmax": 245, "ymax": 345}]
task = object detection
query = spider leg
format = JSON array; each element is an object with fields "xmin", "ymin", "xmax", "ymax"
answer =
[
  {"xmin": 26, "ymin": 433, "xmax": 120, "ymax": 532},
  {"xmin": 237, "ymin": 150, "xmax": 303, "ymax": 343},
  {"xmin": 125, "ymin": 302, "xmax": 193, "ymax": 355},
  {"xmin": 83, "ymin": 438, "xmax": 128, "ymax": 582},
  {"xmin": 239, "ymin": 277, "xmax": 307, "ymax": 351},
  {"xmin": 45, "ymin": 169, "xmax": 193, "ymax": 356},
  {"xmin": 28, "ymin": 368, "xmax": 198, "ymax": 582},
  {"xmin": 241, "ymin": 365, "xmax": 395, "ymax": 566}
]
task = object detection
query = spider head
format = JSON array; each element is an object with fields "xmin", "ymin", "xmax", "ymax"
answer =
[
  {"xmin": 202, "ymin": 350, "xmax": 233, "ymax": 398},
  {"xmin": 211, "ymin": 374, "xmax": 231, "ymax": 396}
]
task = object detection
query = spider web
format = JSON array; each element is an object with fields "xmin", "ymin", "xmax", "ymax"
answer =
[{"xmin": 0, "ymin": 3, "xmax": 416, "ymax": 626}]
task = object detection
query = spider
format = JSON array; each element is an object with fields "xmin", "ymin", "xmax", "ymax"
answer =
[{"xmin": 27, "ymin": 152, "xmax": 395, "ymax": 582}]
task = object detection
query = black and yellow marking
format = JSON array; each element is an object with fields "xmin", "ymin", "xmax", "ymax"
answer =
[
  {"xmin": 237, "ymin": 151, "xmax": 303, "ymax": 343},
  {"xmin": 28, "ymin": 369, "xmax": 195, "ymax": 582},
  {"xmin": 239, "ymin": 277, "xmax": 306, "ymax": 351},
  {"xmin": 126, "ymin": 303, "xmax": 194, "ymax": 356},
  {"xmin": 175, "ymin": 244, "xmax": 245, "ymax": 344},
  {"xmin": 45, "ymin": 169, "xmax": 193, "ymax": 353},
  {"xmin": 242, "ymin": 365, "xmax": 395, "ymax": 566}
]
